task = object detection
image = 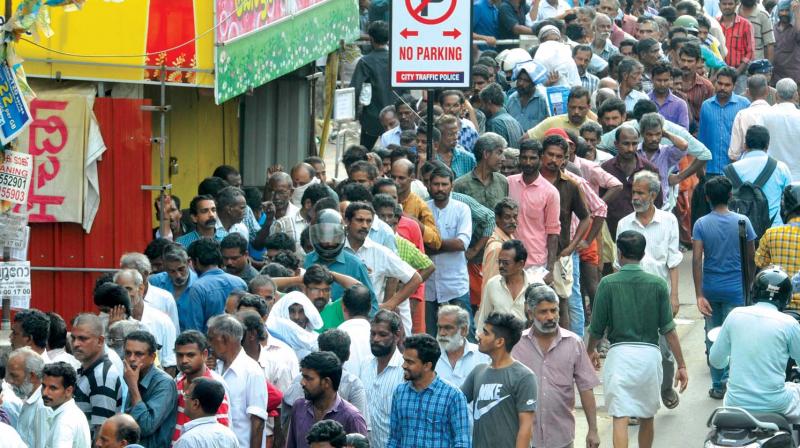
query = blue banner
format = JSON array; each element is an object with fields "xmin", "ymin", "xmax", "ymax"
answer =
[{"xmin": 0, "ymin": 62, "xmax": 32, "ymax": 145}]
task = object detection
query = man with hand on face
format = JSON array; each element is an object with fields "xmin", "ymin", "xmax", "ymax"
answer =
[
  {"xmin": 122, "ymin": 330, "xmax": 178, "ymax": 448},
  {"xmin": 176, "ymin": 195, "xmax": 226, "ymax": 247},
  {"xmin": 358, "ymin": 310, "xmax": 406, "ymax": 448},
  {"xmin": 113, "ymin": 269, "xmax": 177, "ymax": 376},
  {"xmin": 41, "ymin": 362, "xmax": 91, "ymax": 448},
  {"xmin": 287, "ymin": 351, "xmax": 368, "ymax": 448},
  {"xmin": 462, "ymin": 312, "xmax": 538, "ymax": 448},
  {"xmin": 173, "ymin": 330, "xmax": 230, "ymax": 443},
  {"xmin": 174, "ymin": 378, "xmax": 239, "ymax": 448},
  {"xmin": 512, "ymin": 284, "xmax": 601, "ymax": 448},
  {"xmin": 6, "ymin": 347, "xmax": 48, "ymax": 448}
]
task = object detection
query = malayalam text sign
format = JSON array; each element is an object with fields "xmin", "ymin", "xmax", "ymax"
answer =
[
  {"xmin": 0, "ymin": 261, "xmax": 31, "ymax": 310},
  {"xmin": 391, "ymin": 0, "xmax": 472, "ymax": 88}
]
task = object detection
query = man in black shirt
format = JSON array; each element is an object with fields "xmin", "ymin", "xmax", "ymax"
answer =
[{"xmin": 351, "ymin": 21, "xmax": 394, "ymax": 149}]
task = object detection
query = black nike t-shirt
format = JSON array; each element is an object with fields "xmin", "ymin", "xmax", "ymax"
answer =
[{"xmin": 461, "ymin": 361, "xmax": 539, "ymax": 447}]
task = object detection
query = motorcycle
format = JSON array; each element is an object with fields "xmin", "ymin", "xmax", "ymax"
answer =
[{"xmin": 704, "ymin": 311, "xmax": 800, "ymax": 448}]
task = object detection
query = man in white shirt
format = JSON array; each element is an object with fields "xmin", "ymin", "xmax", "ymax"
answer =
[
  {"xmin": 6, "ymin": 347, "xmax": 49, "ymax": 448},
  {"xmin": 10, "ymin": 309, "xmax": 51, "ymax": 362},
  {"xmin": 338, "ymin": 285, "xmax": 374, "ymax": 373},
  {"xmin": 728, "ymin": 74, "xmax": 772, "ymax": 160},
  {"xmin": 529, "ymin": 0, "xmax": 573, "ymax": 26},
  {"xmin": 41, "ymin": 362, "xmax": 91, "ymax": 448},
  {"xmin": 174, "ymin": 378, "xmax": 240, "ymax": 448},
  {"xmin": 358, "ymin": 310, "xmax": 406, "ymax": 448},
  {"xmin": 616, "ymin": 170, "xmax": 683, "ymax": 410},
  {"xmin": 425, "ymin": 164, "xmax": 474, "ymax": 338},
  {"xmin": 120, "ymin": 252, "xmax": 180, "ymax": 333},
  {"xmin": 475, "ymin": 240, "xmax": 535, "ymax": 334},
  {"xmin": 435, "ymin": 305, "xmax": 490, "ymax": 387},
  {"xmin": 114, "ymin": 269, "xmax": 177, "ymax": 376},
  {"xmin": 208, "ymin": 314, "xmax": 268, "ymax": 448},
  {"xmin": 343, "ymin": 202, "xmax": 423, "ymax": 335},
  {"xmin": 758, "ymin": 78, "xmax": 800, "ymax": 181}
]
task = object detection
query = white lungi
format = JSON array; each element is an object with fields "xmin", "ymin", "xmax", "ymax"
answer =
[{"xmin": 604, "ymin": 343, "xmax": 663, "ymax": 418}]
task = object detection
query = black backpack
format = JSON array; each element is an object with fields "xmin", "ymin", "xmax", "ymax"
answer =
[{"xmin": 723, "ymin": 157, "xmax": 778, "ymax": 238}]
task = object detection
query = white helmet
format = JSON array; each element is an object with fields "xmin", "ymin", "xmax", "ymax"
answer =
[{"xmin": 498, "ymin": 48, "xmax": 532, "ymax": 72}]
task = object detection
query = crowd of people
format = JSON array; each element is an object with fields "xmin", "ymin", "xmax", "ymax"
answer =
[{"xmin": 2, "ymin": 0, "xmax": 800, "ymax": 446}]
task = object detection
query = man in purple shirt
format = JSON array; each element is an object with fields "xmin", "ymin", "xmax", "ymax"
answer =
[
  {"xmin": 601, "ymin": 126, "xmax": 662, "ymax": 236},
  {"xmin": 637, "ymin": 113, "xmax": 692, "ymax": 208},
  {"xmin": 511, "ymin": 284, "xmax": 601, "ymax": 448},
  {"xmin": 287, "ymin": 351, "xmax": 368, "ymax": 448},
  {"xmin": 648, "ymin": 63, "xmax": 690, "ymax": 129}
]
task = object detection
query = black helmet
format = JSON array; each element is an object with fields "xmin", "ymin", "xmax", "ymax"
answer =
[
  {"xmin": 781, "ymin": 183, "xmax": 800, "ymax": 223},
  {"xmin": 751, "ymin": 266, "xmax": 793, "ymax": 310},
  {"xmin": 310, "ymin": 209, "xmax": 345, "ymax": 261}
]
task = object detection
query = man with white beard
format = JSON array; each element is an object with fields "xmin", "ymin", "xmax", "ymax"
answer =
[
  {"xmin": 511, "ymin": 284, "xmax": 601, "ymax": 448},
  {"xmin": 5, "ymin": 347, "xmax": 49, "ymax": 448},
  {"xmin": 434, "ymin": 305, "xmax": 489, "ymax": 387}
]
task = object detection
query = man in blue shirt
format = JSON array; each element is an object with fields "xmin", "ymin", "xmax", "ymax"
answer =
[
  {"xmin": 728, "ymin": 125, "xmax": 793, "ymax": 227},
  {"xmin": 179, "ymin": 239, "xmax": 246, "ymax": 333},
  {"xmin": 709, "ymin": 267, "xmax": 800, "ymax": 419},
  {"xmin": 697, "ymin": 66, "xmax": 751, "ymax": 175},
  {"xmin": 149, "ymin": 245, "xmax": 197, "ymax": 306},
  {"xmin": 473, "ymin": 0, "xmax": 500, "ymax": 49},
  {"xmin": 692, "ymin": 176, "xmax": 756, "ymax": 399},
  {"xmin": 304, "ymin": 208, "xmax": 379, "ymax": 315},
  {"xmin": 506, "ymin": 67, "xmax": 549, "ymax": 132}
]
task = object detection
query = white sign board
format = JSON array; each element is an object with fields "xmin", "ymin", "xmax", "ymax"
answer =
[
  {"xmin": 334, "ymin": 88, "xmax": 356, "ymax": 122},
  {"xmin": 391, "ymin": 0, "xmax": 472, "ymax": 88},
  {"xmin": 0, "ymin": 261, "xmax": 31, "ymax": 309},
  {"xmin": 0, "ymin": 150, "xmax": 33, "ymax": 205},
  {"xmin": 0, "ymin": 211, "xmax": 28, "ymax": 250}
]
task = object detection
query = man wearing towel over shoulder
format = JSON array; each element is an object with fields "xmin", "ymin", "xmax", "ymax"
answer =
[{"xmin": 586, "ymin": 230, "xmax": 688, "ymax": 448}]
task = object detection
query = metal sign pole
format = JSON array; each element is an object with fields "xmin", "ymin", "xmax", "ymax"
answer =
[{"xmin": 426, "ymin": 89, "xmax": 434, "ymax": 161}]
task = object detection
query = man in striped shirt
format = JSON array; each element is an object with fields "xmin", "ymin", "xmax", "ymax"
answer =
[
  {"xmin": 173, "ymin": 330, "xmax": 230, "ymax": 444},
  {"xmin": 71, "ymin": 313, "xmax": 123, "ymax": 437}
]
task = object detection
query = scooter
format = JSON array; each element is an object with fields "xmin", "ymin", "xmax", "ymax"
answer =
[{"xmin": 704, "ymin": 311, "xmax": 800, "ymax": 448}]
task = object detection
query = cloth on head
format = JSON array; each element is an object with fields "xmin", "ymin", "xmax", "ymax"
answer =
[
  {"xmin": 512, "ymin": 60, "xmax": 548, "ymax": 84},
  {"xmin": 773, "ymin": 0, "xmax": 794, "ymax": 24},
  {"xmin": 748, "ymin": 59, "xmax": 773, "ymax": 74},
  {"xmin": 533, "ymin": 41, "xmax": 582, "ymax": 87},
  {"xmin": 538, "ymin": 24, "xmax": 561, "ymax": 40},
  {"xmin": 268, "ymin": 291, "xmax": 323, "ymax": 330},
  {"xmin": 290, "ymin": 176, "xmax": 320, "ymax": 207}
]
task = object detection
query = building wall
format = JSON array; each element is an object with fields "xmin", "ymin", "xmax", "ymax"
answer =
[{"xmin": 144, "ymin": 87, "xmax": 240, "ymax": 209}]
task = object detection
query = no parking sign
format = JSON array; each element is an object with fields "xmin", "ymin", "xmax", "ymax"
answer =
[{"xmin": 391, "ymin": 0, "xmax": 472, "ymax": 88}]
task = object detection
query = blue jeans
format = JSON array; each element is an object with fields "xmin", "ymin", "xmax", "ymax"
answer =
[
  {"xmin": 705, "ymin": 300, "xmax": 740, "ymax": 389},
  {"xmin": 569, "ymin": 251, "xmax": 585, "ymax": 337}
]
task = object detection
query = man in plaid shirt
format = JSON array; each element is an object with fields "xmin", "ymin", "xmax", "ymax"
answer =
[
  {"xmin": 388, "ymin": 334, "xmax": 471, "ymax": 448},
  {"xmin": 718, "ymin": 0, "xmax": 755, "ymax": 93},
  {"xmin": 756, "ymin": 184, "xmax": 800, "ymax": 309}
]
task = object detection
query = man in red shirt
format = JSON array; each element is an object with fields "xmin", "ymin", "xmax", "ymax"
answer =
[
  {"xmin": 718, "ymin": 0, "xmax": 755, "ymax": 93},
  {"xmin": 173, "ymin": 330, "xmax": 230, "ymax": 443}
]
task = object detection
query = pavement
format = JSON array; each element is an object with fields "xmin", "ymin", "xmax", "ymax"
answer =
[{"xmin": 574, "ymin": 253, "xmax": 721, "ymax": 447}]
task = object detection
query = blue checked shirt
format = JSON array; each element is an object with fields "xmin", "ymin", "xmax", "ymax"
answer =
[
  {"xmin": 387, "ymin": 376, "xmax": 472, "ymax": 448},
  {"xmin": 435, "ymin": 145, "xmax": 476, "ymax": 178},
  {"xmin": 459, "ymin": 119, "xmax": 479, "ymax": 152}
]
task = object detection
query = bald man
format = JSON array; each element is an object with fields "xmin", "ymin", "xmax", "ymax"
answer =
[{"xmin": 95, "ymin": 414, "xmax": 142, "ymax": 448}]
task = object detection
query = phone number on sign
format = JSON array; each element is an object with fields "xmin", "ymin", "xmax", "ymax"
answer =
[
  {"xmin": 0, "ymin": 288, "xmax": 30, "ymax": 296},
  {"xmin": 0, "ymin": 186, "xmax": 26, "ymax": 202},
  {"xmin": 0, "ymin": 174, "xmax": 26, "ymax": 188}
]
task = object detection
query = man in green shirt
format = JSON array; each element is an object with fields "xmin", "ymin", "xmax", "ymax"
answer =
[{"xmin": 586, "ymin": 230, "xmax": 688, "ymax": 448}]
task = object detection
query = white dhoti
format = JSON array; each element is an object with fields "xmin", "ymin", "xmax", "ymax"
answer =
[{"xmin": 604, "ymin": 343, "xmax": 663, "ymax": 418}]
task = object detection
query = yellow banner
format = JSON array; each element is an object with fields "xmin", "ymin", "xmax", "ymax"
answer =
[{"xmin": 13, "ymin": 0, "xmax": 215, "ymax": 88}]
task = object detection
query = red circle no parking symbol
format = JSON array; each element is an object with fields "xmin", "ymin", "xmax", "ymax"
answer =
[{"xmin": 404, "ymin": 0, "xmax": 458, "ymax": 25}]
